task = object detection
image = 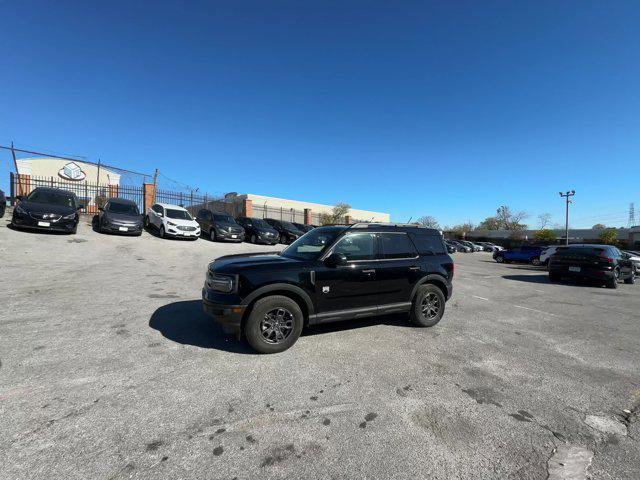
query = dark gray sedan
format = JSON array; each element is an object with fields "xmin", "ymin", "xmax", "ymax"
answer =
[{"xmin": 96, "ymin": 198, "xmax": 143, "ymax": 236}]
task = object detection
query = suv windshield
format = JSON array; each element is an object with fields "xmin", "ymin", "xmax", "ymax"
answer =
[
  {"xmin": 166, "ymin": 209, "xmax": 192, "ymax": 220},
  {"xmin": 281, "ymin": 227, "xmax": 344, "ymax": 261},
  {"xmin": 279, "ymin": 221, "xmax": 298, "ymax": 231},
  {"xmin": 26, "ymin": 190, "xmax": 76, "ymax": 208},
  {"xmin": 213, "ymin": 214, "xmax": 235, "ymax": 223},
  {"xmin": 107, "ymin": 202, "xmax": 139, "ymax": 215}
]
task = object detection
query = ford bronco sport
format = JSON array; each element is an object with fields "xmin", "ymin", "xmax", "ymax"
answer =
[{"xmin": 202, "ymin": 223, "xmax": 454, "ymax": 353}]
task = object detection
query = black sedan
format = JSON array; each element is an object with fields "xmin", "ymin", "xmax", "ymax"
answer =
[
  {"xmin": 236, "ymin": 216, "xmax": 279, "ymax": 245},
  {"xmin": 95, "ymin": 198, "xmax": 143, "ymax": 236},
  {"xmin": 12, "ymin": 187, "xmax": 81, "ymax": 234}
]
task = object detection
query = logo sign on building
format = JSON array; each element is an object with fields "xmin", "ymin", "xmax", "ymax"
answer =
[{"xmin": 58, "ymin": 162, "xmax": 87, "ymax": 181}]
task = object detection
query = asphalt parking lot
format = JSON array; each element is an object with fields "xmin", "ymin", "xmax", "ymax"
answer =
[{"xmin": 1, "ymin": 216, "xmax": 639, "ymax": 480}]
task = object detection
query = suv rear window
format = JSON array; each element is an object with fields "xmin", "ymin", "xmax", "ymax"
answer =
[
  {"xmin": 409, "ymin": 233, "xmax": 446, "ymax": 255},
  {"xmin": 379, "ymin": 233, "xmax": 418, "ymax": 259}
]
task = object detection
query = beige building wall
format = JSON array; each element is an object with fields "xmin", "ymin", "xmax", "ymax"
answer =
[
  {"xmin": 242, "ymin": 193, "xmax": 390, "ymax": 222},
  {"xmin": 16, "ymin": 157, "xmax": 120, "ymax": 185}
]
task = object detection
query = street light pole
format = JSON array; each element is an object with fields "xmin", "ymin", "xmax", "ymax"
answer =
[{"xmin": 559, "ymin": 190, "xmax": 576, "ymax": 245}]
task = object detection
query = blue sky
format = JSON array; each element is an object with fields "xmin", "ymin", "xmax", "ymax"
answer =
[{"xmin": 1, "ymin": 1, "xmax": 638, "ymax": 227}]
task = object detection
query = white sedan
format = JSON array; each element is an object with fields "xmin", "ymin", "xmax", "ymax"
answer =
[{"xmin": 144, "ymin": 203, "xmax": 200, "ymax": 240}]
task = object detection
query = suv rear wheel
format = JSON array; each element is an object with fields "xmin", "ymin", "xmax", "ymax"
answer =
[
  {"xmin": 244, "ymin": 295, "xmax": 304, "ymax": 353},
  {"xmin": 410, "ymin": 284, "xmax": 445, "ymax": 327}
]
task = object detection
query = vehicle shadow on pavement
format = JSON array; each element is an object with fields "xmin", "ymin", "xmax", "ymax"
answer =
[
  {"xmin": 503, "ymin": 274, "xmax": 606, "ymax": 288},
  {"xmin": 303, "ymin": 314, "xmax": 414, "ymax": 337},
  {"xmin": 148, "ymin": 300, "xmax": 255, "ymax": 354}
]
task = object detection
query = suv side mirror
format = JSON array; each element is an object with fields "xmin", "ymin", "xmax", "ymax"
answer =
[
  {"xmin": 98, "ymin": 206, "xmax": 104, "ymax": 211},
  {"xmin": 16, "ymin": 195, "xmax": 24, "ymax": 201},
  {"xmin": 324, "ymin": 252, "xmax": 348, "ymax": 268}
]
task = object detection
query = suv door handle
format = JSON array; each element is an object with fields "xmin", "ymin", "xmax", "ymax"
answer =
[
  {"xmin": 361, "ymin": 269, "xmax": 376, "ymax": 274},
  {"xmin": 409, "ymin": 266, "xmax": 420, "ymax": 271}
]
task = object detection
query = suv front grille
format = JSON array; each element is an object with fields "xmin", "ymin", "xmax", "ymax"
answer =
[{"xmin": 177, "ymin": 225, "xmax": 197, "ymax": 231}]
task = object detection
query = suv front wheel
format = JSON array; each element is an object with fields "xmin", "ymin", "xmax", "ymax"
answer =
[
  {"xmin": 410, "ymin": 284, "xmax": 446, "ymax": 327},
  {"xmin": 244, "ymin": 295, "xmax": 304, "ymax": 353}
]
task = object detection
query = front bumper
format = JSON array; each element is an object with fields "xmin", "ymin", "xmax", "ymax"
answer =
[
  {"xmin": 12, "ymin": 212, "xmax": 77, "ymax": 232},
  {"xmin": 216, "ymin": 229, "xmax": 244, "ymax": 242},
  {"xmin": 165, "ymin": 226, "xmax": 200, "ymax": 238},
  {"xmin": 202, "ymin": 290, "xmax": 246, "ymax": 336},
  {"xmin": 257, "ymin": 233, "xmax": 279, "ymax": 244},
  {"xmin": 102, "ymin": 223, "xmax": 143, "ymax": 235}
]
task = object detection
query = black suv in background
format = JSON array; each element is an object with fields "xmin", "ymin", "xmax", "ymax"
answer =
[
  {"xmin": 95, "ymin": 198, "xmax": 143, "ymax": 235},
  {"xmin": 12, "ymin": 187, "xmax": 82, "ymax": 234},
  {"xmin": 236, "ymin": 216, "xmax": 279, "ymax": 245},
  {"xmin": 264, "ymin": 218, "xmax": 305, "ymax": 244},
  {"xmin": 202, "ymin": 224, "xmax": 454, "ymax": 353},
  {"xmin": 196, "ymin": 210, "xmax": 245, "ymax": 242},
  {"xmin": 549, "ymin": 245, "xmax": 635, "ymax": 288}
]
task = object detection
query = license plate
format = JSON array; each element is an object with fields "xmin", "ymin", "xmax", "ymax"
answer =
[
  {"xmin": 569, "ymin": 266, "xmax": 581, "ymax": 272},
  {"xmin": 38, "ymin": 221, "xmax": 50, "ymax": 227},
  {"xmin": 118, "ymin": 227, "xmax": 128, "ymax": 232},
  {"xmin": 231, "ymin": 234, "xmax": 237, "ymax": 238}
]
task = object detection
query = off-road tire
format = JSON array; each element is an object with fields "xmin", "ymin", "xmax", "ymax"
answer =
[
  {"xmin": 410, "ymin": 284, "xmax": 446, "ymax": 327},
  {"xmin": 244, "ymin": 295, "xmax": 304, "ymax": 354}
]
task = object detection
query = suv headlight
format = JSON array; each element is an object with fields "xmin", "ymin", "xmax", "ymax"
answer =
[
  {"xmin": 63, "ymin": 212, "xmax": 76, "ymax": 220},
  {"xmin": 206, "ymin": 272, "xmax": 235, "ymax": 293},
  {"xmin": 167, "ymin": 221, "xmax": 177, "ymax": 227},
  {"xmin": 15, "ymin": 204, "xmax": 26, "ymax": 215}
]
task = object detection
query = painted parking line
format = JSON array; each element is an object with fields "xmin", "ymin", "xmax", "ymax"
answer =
[
  {"xmin": 513, "ymin": 305, "xmax": 558, "ymax": 317},
  {"xmin": 472, "ymin": 295, "xmax": 490, "ymax": 301}
]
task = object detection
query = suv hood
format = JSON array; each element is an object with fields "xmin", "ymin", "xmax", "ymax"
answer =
[
  {"xmin": 19, "ymin": 201, "xmax": 75, "ymax": 215},
  {"xmin": 211, "ymin": 253, "xmax": 304, "ymax": 273},
  {"xmin": 216, "ymin": 221, "xmax": 243, "ymax": 230}
]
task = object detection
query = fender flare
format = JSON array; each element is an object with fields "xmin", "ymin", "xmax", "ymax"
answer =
[
  {"xmin": 410, "ymin": 274, "xmax": 451, "ymax": 300},
  {"xmin": 241, "ymin": 283, "xmax": 315, "ymax": 315}
]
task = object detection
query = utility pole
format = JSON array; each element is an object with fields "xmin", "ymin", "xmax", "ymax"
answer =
[{"xmin": 559, "ymin": 190, "xmax": 576, "ymax": 245}]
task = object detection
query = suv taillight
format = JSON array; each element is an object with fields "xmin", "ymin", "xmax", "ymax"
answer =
[{"xmin": 599, "ymin": 251, "xmax": 614, "ymax": 263}]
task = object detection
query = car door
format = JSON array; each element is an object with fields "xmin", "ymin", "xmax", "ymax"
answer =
[
  {"xmin": 314, "ymin": 232, "xmax": 380, "ymax": 318},
  {"xmin": 374, "ymin": 232, "xmax": 421, "ymax": 310},
  {"xmin": 196, "ymin": 209, "xmax": 210, "ymax": 232},
  {"xmin": 152, "ymin": 205, "xmax": 165, "ymax": 228}
]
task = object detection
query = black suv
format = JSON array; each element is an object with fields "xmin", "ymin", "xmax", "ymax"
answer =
[
  {"xmin": 549, "ymin": 245, "xmax": 635, "ymax": 288},
  {"xmin": 202, "ymin": 224, "xmax": 454, "ymax": 353},
  {"xmin": 236, "ymin": 216, "xmax": 279, "ymax": 245},
  {"xmin": 0, "ymin": 189, "xmax": 6, "ymax": 218},
  {"xmin": 264, "ymin": 218, "xmax": 305, "ymax": 244},
  {"xmin": 196, "ymin": 210, "xmax": 245, "ymax": 242},
  {"xmin": 12, "ymin": 187, "xmax": 82, "ymax": 234}
]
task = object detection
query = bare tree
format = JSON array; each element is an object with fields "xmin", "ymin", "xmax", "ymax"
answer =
[
  {"xmin": 416, "ymin": 215, "xmax": 440, "ymax": 229},
  {"xmin": 537, "ymin": 213, "xmax": 552, "ymax": 229},
  {"xmin": 496, "ymin": 206, "xmax": 528, "ymax": 230}
]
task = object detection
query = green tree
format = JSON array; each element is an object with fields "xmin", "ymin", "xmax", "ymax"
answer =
[
  {"xmin": 319, "ymin": 202, "xmax": 351, "ymax": 225},
  {"xmin": 476, "ymin": 216, "xmax": 501, "ymax": 230},
  {"xmin": 534, "ymin": 229, "xmax": 556, "ymax": 243},
  {"xmin": 496, "ymin": 205, "xmax": 528, "ymax": 230},
  {"xmin": 599, "ymin": 228, "xmax": 618, "ymax": 245}
]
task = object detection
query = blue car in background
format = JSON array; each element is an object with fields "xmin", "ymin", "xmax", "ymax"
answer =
[{"xmin": 493, "ymin": 245, "xmax": 546, "ymax": 265}]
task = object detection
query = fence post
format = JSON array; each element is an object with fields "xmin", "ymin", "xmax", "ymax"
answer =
[
  {"xmin": 190, "ymin": 190, "xmax": 193, "ymax": 207},
  {"xmin": 204, "ymin": 194, "xmax": 208, "ymax": 210},
  {"xmin": 9, "ymin": 172, "xmax": 15, "ymax": 205},
  {"xmin": 51, "ymin": 176, "xmax": 54, "ymax": 187}
]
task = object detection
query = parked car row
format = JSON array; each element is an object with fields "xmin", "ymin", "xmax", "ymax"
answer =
[
  {"xmin": 7, "ymin": 187, "xmax": 317, "ymax": 244},
  {"xmin": 492, "ymin": 242, "xmax": 638, "ymax": 289},
  {"xmin": 446, "ymin": 240, "xmax": 503, "ymax": 253}
]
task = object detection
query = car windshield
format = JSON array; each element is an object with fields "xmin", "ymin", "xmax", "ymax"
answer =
[
  {"xmin": 213, "ymin": 214, "xmax": 235, "ymax": 223},
  {"xmin": 166, "ymin": 209, "xmax": 192, "ymax": 220},
  {"xmin": 107, "ymin": 202, "xmax": 139, "ymax": 215},
  {"xmin": 26, "ymin": 190, "xmax": 75, "ymax": 208},
  {"xmin": 251, "ymin": 218, "xmax": 270, "ymax": 228},
  {"xmin": 279, "ymin": 221, "xmax": 298, "ymax": 230},
  {"xmin": 281, "ymin": 227, "xmax": 344, "ymax": 261}
]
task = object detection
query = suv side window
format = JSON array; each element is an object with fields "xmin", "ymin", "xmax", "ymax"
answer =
[
  {"xmin": 409, "ymin": 233, "xmax": 446, "ymax": 255},
  {"xmin": 151, "ymin": 204, "xmax": 160, "ymax": 213},
  {"xmin": 379, "ymin": 233, "xmax": 418, "ymax": 259},
  {"xmin": 333, "ymin": 233, "xmax": 376, "ymax": 261},
  {"xmin": 197, "ymin": 209, "xmax": 209, "ymax": 220}
]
